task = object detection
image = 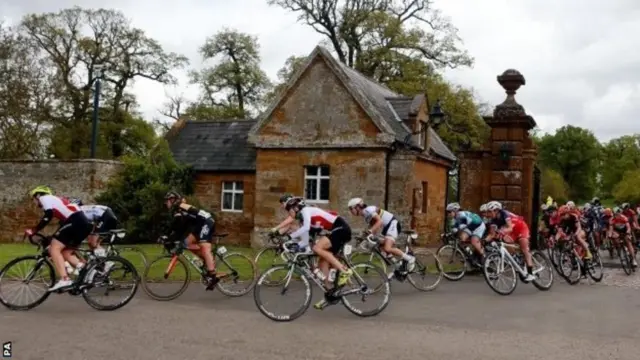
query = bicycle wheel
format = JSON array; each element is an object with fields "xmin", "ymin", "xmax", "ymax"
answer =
[
  {"xmin": 348, "ymin": 249, "xmax": 388, "ymax": 273},
  {"xmin": 341, "ymin": 262, "xmax": 391, "ymax": 317},
  {"xmin": 482, "ymin": 252, "xmax": 517, "ymax": 296},
  {"xmin": 141, "ymin": 255, "xmax": 191, "ymax": 301},
  {"xmin": 530, "ymin": 251, "xmax": 553, "ymax": 291},
  {"xmin": 112, "ymin": 246, "xmax": 148, "ymax": 275},
  {"xmin": 215, "ymin": 252, "xmax": 257, "ymax": 297},
  {"xmin": 618, "ymin": 247, "xmax": 632, "ymax": 275},
  {"xmin": 0, "ymin": 256, "xmax": 55, "ymax": 310},
  {"xmin": 253, "ymin": 265, "xmax": 311, "ymax": 322},
  {"xmin": 436, "ymin": 245, "xmax": 467, "ymax": 281},
  {"xmin": 82, "ymin": 256, "xmax": 139, "ymax": 311},
  {"xmin": 559, "ymin": 251, "xmax": 581, "ymax": 285},
  {"xmin": 586, "ymin": 252, "xmax": 604, "ymax": 282},
  {"xmin": 254, "ymin": 246, "xmax": 287, "ymax": 285},
  {"xmin": 407, "ymin": 249, "xmax": 443, "ymax": 291}
]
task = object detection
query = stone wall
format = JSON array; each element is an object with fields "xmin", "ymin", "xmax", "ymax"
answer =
[
  {"xmin": 0, "ymin": 160, "xmax": 123, "ymax": 242},
  {"xmin": 193, "ymin": 172, "xmax": 255, "ymax": 245}
]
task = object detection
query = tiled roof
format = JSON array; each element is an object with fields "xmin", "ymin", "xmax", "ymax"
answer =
[{"xmin": 168, "ymin": 120, "xmax": 256, "ymax": 171}]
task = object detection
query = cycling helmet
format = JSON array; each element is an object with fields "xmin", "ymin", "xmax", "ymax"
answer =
[
  {"xmin": 285, "ymin": 197, "xmax": 306, "ymax": 211},
  {"xmin": 30, "ymin": 185, "xmax": 52, "ymax": 197},
  {"xmin": 279, "ymin": 193, "xmax": 294, "ymax": 204},
  {"xmin": 621, "ymin": 203, "xmax": 630, "ymax": 210},
  {"xmin": 164, "ymin": 190, "xmax": 182, "ymax": 201},
  {"xmin": 566, "ymin": 201, "xmax": 575, "ymax": 209},
  {"xmin": 591, "ymin": 197, "xmax": 601, "ymax": 206},
  {"xmin": 347, "ymin": 197, "xmax": 364, "ymax": 209},
  {"xmin": 479, "ymin": 203, "xmax": 487, "ymax": 212},
  {"xmin": 446, "ymin": 202, "xmax": 461, "ymax": 212},
  {"xmin": 602, "ymin": 208, "xmax": 613, "ymax": 217},
  {"xmin": 486, "ymin": 201, "xmax": 502, "ymax": 211},
  {"xmin": 540, "ymin": 204, "xmax": 548, "ymax": 211},
  {"xmin": 69, "ymin": 198, "xmax": 83, "ymax": 206},
  {"xmin": 583, "ymin": 203, "xmax": 591, "ymax": 211},
  {"xmin": 613, "ymin": 206, "xmax": 622, "ymax": 214}
]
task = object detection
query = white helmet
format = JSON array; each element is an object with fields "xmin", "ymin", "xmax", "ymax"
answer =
[
  {"xmin": 446, "ymin": 202, "xmax": 460, "ymax": 212},
  {"xmin": 347, "ymin": 197, "xmax": 364, "ymax": 209},
  {"xmin": 566, "ymin": 201, "xmax": 575, "ymax": 209},
  {"xmin": 479, "ymin": 203, "xmax": 487, "ymax": 212},
  {"xmin": 486, "ymin": 201, "xmax": 502, "ymax": 211}
]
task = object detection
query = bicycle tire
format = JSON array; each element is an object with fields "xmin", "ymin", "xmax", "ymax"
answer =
[
  {"xmin": 253, "ymin": 265, "xmax": 311, "ymax": 322},
  {"xmin": 530, "ymin": 251, "xmax": 553, "ymax": 291},
  {"xmin": 407, "ymin": 249, "xmax": 443, "ymax": 291},
  {"xmin": 141, "ymin": 255, "xmax": 191, "ymax": 301},
  {"xmin": 112, "ymin": 246, "xmax": 148, "ymax": 272},
  {"xmin": 341, "ymin": 262, "xmax": 391, "ymax": 317},
  {"xmin": 254, "ymin": 246, "xmax": 287, "ymax": 276},
  {"xmin": 618, "ymin": 247, "xmax": 632, "ymax": 275},
  {"xmin": 436, "ymin": 245, "xmax": 467, "ymax": 281},
  {"xmin": 586, "ymin": 252, "xmax": 604, "ymax": 282},
  {"xmin": 81, "ymin": 256, "xmax": 139, "ymax": 311},
  {"xmin": 559, "ymin": 251, "xmax": 581, "ymax": 285},
  {"xmin": 215, "ymin": 252, "xmax": 257, "ymax": 297},
  {"xmin": 0, "ymin": 256, "xmax": 55, "ymax": 310},
  {"xmin": 482, "ymin": 252, "xmax": 517, "ymax": 296},
  {"xmin": 348, "ymin": 250, "xmax": 388, "ymax": 274}
]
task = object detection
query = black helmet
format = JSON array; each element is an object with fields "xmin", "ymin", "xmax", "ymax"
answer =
[
  {"xmin": 285, "ymin": 197, "xmax": 306, "ymax": 211},
  {"xmin": 279, "ymin": 193, "xmax": 294, "ymax": 204},
  {"xmin": 164, "ymin": 191, "xmax": 182, "ymax": 201},
  {"xmin": 591, "ymin": 197, "xmax": 600, "ymax": 205}
]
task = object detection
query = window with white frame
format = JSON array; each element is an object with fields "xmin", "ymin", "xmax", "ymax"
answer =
[
  {"xmin": 304, "ymin": 165, "xmax": 330, "ymax": 202},
  {"xmin": 221, "ymin": 181, "xmax": 244, "ymax": 212}
]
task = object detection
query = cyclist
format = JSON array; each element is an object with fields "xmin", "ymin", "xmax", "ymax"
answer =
[
  {"xmin": 25, "ymin": 186, "xmax": 93, "ymax": 291},
  {"xmin": 73, "ymin": 200, "xmax": 119, "ymax": 270},
  {"xmin": 347, "ymin": 198, "xmax": 415, "ymax": 270},
  {"xmin": 607, "ymin": 207, "xmax": 637, "ymax": 267},
  {"xmin": 556, "ymin": 205, "xmax": 593, "ymax": 260},
  {"xmin": 269, "ymin": 194, "xmax": 297, "ymax": 235},
  {"xmin": 484, "ymin": 201, "xmax": 536, "ymax": 282},
  {"xmin": 621, "ymin": 203, "xmax": 640, "ymax": 231},
  {"xmin": 285, "ymin": 197, "xmax": 353, "ymax": 309},
  {"xmin": 164, "ymin": 191, "xmax": 220, "ymax": 290},
  {"xmin": 446, "ymin": 202, "xmax": 485, "ymax": 262}
]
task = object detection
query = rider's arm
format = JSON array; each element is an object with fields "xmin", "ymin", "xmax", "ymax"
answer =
[
  {"xmin": 274, "ymin": 215, "xmax": 295, "ymax": 233},
  {"xmin": 573, "ymin": 215, "xmax": 582, "ymax": 232},
  {"xmin": 178, "ymin": 202, "xmax": 199, "ymax": 216},
  {"xmin": 368, "ymin": 214, "xmax": 383, "ymax": 234},
  {"xmin": 167, "ymin": 212, "xmax": 187, "ymax": 242},
  {"xmin": 34, "ymin": 197, "xmax": 55, "ymax": 232},
  {"xmin": 502, "ymin": 217, "xmax": 514, "ymax": 233},
  {"xmin": 289, "ymin": 210, "xmax": 310, "ymax": 239}
]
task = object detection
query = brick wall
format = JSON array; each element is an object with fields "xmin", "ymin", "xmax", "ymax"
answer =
[
  {"xmin": 0, "ymin": 160, "xmax": 122, "ymax": 242},
  {"xmin": 252, "ymin": 149, "xmax": 387, "ymax": 246},
  {"xmin": 193, "ymin": 172, "xmax": 255, "ymax": 245}
]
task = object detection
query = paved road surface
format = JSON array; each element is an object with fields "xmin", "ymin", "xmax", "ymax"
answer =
[{"xmin": 1, "ymin": 272, "xmax": 639, "ymax": 360}]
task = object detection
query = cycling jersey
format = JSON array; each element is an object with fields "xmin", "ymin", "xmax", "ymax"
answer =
[
  {"xmin": 34, "ymin": 195, "xmax": 91, "ymax": 247},
  {"xmin": 559, "ymin": 213, "xmax": 580, "ymax": 233},
  {"xmin": 80, "ymin": 205, "xmax": 109, "ymax": 222},
  {"xmin": 37, "ymin": 195, "xmax": 77, "ymax": 222},
  {"xmin": 361, "ymin": 205, "xmax": 400, "ymax": 239},
  {"xmin": 452, "ymin": 211, "xmax": 483, "ymax": 230},
  {"xmin": 623, "ymin": 209, "xmax": 637, "ymax": 225},
  {"xmin": 492, "ymin": 210, "xmax": 530, "ymax": 240},
  {"xmin": 290, "ymin": 207, "xmax": 351, "ymax": 252},
  {"xmin": 168, "ymin": 203, "xmax": 215, "ymax": 243},
  {"xmin": 610, "ymin": 215, "xmax": 629, "ymax": 232}
]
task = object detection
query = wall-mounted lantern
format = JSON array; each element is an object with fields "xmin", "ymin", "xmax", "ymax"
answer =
[{"xmin": 499, "ymin": 142, "xmax": 514, "ymax": 162}]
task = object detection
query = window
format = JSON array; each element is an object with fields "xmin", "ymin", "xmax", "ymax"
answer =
[
  {"xmin": 421, "ymin": 181, "xmax": 429, "ymax": 214},
  {"xmin": 221, "ymin": 181, "xmax": 244, "ymax": 212},
  {"xmin": 304, "ymin": 165, "xmax": 330, "ymax": 202}
]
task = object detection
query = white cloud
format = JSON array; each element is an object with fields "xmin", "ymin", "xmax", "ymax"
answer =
[{"xmin": 2, "ymin": 0, "xmax": 640, "ymax": 140}]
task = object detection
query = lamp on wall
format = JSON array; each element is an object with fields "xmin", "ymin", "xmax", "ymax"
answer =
[
  {"xmin": 428, "ymin": 99, "xmax": 445, "ymax": 129},
  {"xmin": 499, "ymin": 142, "xmax": 514, "ymax": 162}
]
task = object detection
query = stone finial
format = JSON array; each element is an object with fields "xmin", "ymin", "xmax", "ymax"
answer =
[{"xmin": 493, "ymin": 69, "xmax": 526, "ymax": 119}]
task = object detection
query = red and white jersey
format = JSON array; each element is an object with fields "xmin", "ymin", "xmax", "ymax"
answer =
[
  {"xmin": 38, "ymin": 195, "xmax": 78, "ymax": 221},
  {"xmin": 290, "ymin": 207, "xmax": 337, "ymax": 239}
]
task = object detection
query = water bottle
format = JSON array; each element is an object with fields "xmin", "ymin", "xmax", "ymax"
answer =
[
  {"xmin": 328, "ymin": 269, "xmax": 337, "ymax": 282},
  {"xmin": 193, "ymin": 257, "xmax": 204, "ymax": 269},
  {"xmin": 313, "ymin": 268, "xmax": 326, "ymax": 281},
  {"xmin": 64, "ymin": 261, "xmax": 74, "ymax": 275},
  {"xmin": 94, "ymin": 248, "xmax": 107, "ymax": 258}
]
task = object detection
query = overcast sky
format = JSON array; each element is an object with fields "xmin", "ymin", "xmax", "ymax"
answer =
[{"xmin": 2, "ymin": 0, "xmax": 639, "ymax": 141}]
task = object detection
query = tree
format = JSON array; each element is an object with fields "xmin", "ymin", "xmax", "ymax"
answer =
[
  {"xmin": 95, "ymin": 140, "xmax": 195, "ymax": 243},
  {"xmin": 190, "ymin": 28, "xmax": 272, "ymax": 119},
  {"xmin": 537, "ymin": 125, "xmax": 601, "ymax": 201},
  {"xmin": 0, "ymin": 23, "xmax": 55, "ymax": 159},
  {"xmin": 540, "ymin": 167, "xmax": 569, "ymax": 204},
  {"xmin": 268, "ymin": 0, "xmax": 473, "ymax": 78},
  {"xmin": 599, "ymin": 135, "xmax": 640, "ymax": 197},
  {"xmin": 612, "ymin": 169, "xmax": 640, "ymax": 205},
  {"xmin": 263, "ymin": 55, "xmax": 307, "ymax": 106},
  {"xmin": 20, "ymin": 7, "xmax": 188, "ymax": 158}
]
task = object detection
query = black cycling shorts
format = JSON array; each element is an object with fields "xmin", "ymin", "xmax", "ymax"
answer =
[
  {"xmin": 95, "ymin": 208, "xmax": 119, "ymax": 233},
  {"xmin": 191, "ymin": 219, "xmax": 215, "ymax": 243},
  {"xmin": 328, "ymin": 216, "xmax": 351, "ymax": 255},
  {"xmin": 54, "ymin": 211, "xmax": 93, "ymax": 247}
]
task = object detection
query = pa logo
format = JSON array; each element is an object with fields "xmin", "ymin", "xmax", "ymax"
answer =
[{"xmin": 2, "ymin": 341, "xmax": 11, "ymax": 358}]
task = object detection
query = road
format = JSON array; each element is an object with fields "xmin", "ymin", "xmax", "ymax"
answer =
[{"xmin": 1, "ymin": 271, "xmax": 639, "ymax": 360}]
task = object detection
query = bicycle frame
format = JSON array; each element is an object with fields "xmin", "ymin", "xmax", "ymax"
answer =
[
  {"xmin": 494, "ymin": 242, "xmax": 543, "ymax": 277},
  {"xmin": 164, "ymin": 236, "xmax": 234, "ymax": 279},
  {"xmin": 358, "ymin": 234, "xmax": 415, "ymax": 279}
]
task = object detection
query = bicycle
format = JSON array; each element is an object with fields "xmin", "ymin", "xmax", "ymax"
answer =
[
  {"xmin": 254, "ymin": 232, "xmax": 290, "ymax": 273},
  {"xmin": 97, "ymin": 230, "xmax": 148, "ymax": 272},
  {"xmin": 436, "ymin": 231, "xmax": 493, "ymax": 281},
  {"xmin": 556, "ymin": 234, "xmax": 603, "ymax": 285},
  {"xmin": 351, "ymin": 231, "xmax": 442, "ymax": 291},
  {"xmin": 253, "ymin": 237, "xmax": 391, "ymax": 322},
  {"xmin": 0, "ymin": 232, "xmax": 139, "ymax": 311},
  {"xmin": 141, "ymin": 233, "xmax": 257, "ymax": 301},
  {"xmin": 610, "ymin": 232, "xmax": 636, "ymax": 276},
  {"xmin": 482, "ymin": 237, "xmax": 554, "ymax": 296}
]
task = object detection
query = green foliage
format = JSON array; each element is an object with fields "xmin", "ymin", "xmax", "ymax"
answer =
[
  {"xmin": 95, "ymin": 141, "xmax": 195, "ymax": 243},
  {"xmin": 612, "ymin": 169, "xmax": 640, "ymax": 205},
  {"xmin": 540, "ymin": 167, "xmax": 569, "ymax": 204},
  {"xmin": 537, "ymin": 125, "xmax": 601, "ymax": 201},
  {"xmin": 599, "ymin": 135, "xmax": 640, "ymax": 198}
]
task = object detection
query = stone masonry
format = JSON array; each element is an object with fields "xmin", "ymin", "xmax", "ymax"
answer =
[{"xmin": 0, "ymin": 160, "xmax": 122, "ymax": 242}]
